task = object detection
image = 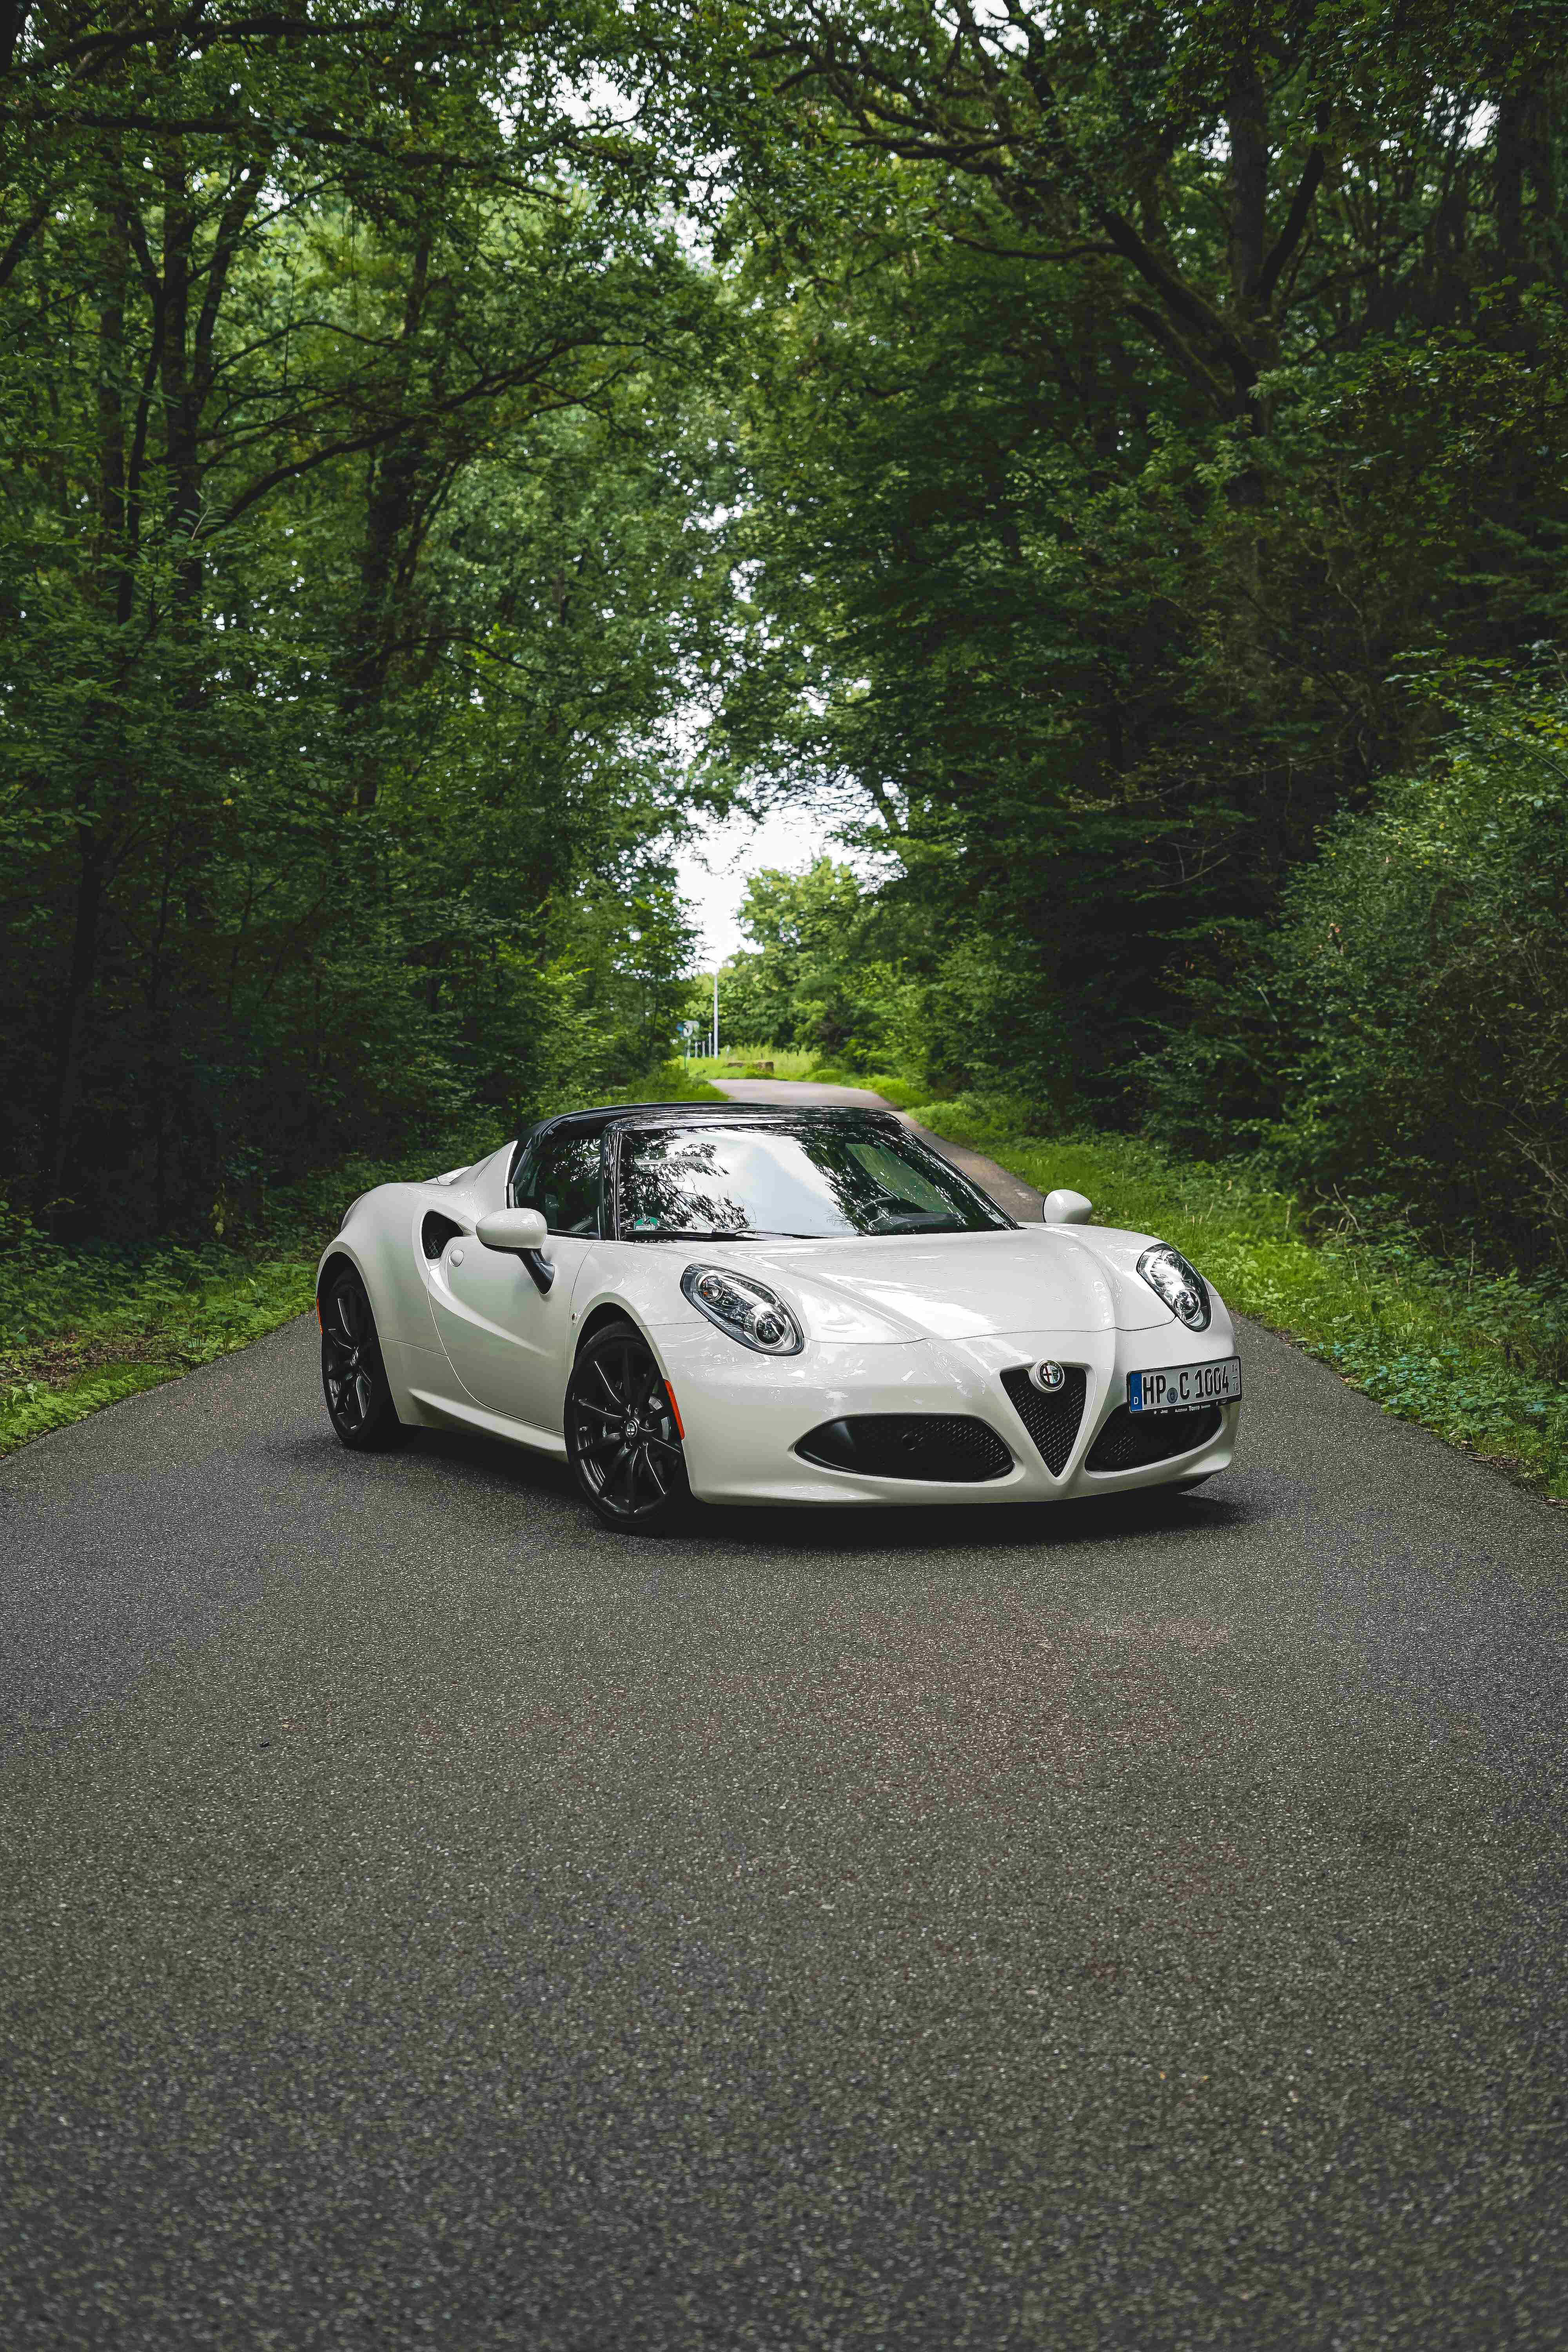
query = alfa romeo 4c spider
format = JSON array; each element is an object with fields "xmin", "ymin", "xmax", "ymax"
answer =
[{"xmin": 316, "ymin": 1101, "xmax": 1241, "ymax": 1531}]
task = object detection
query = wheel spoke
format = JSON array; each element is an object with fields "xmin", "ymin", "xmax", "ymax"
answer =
[
  {"xmin": 354, "ymin": 1372, "xmax": 373, "ymax": 1422},
  {"xmin": 335, "ymin": 1289, "xmax": 359, "ymax": 1343},
  {"xmin": 570, "ymin": 1336, "xmax": 684, "ymax": 1518}
]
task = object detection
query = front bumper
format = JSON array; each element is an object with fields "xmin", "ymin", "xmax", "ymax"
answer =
[{"xmin": 653, "ymin": 1323, "xmax": 1239, "ymax": 1507}]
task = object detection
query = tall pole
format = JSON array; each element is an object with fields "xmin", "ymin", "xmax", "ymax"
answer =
[{"xmin": 711, "ymin": 969, "xmax": 719, "ymax": 1059}]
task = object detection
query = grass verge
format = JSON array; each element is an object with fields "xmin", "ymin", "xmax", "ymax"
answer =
[
  {"xmin": 680, "ymin": 1045, "xmax": 822, "ymax": 1082},
  {"xmin": 910, "ymin": 1093, "xmax": 1568, "ymax": 1502},
  {"xmin": 1, "ymin": 1064, "xmax": 722, "ymax": 1456}
]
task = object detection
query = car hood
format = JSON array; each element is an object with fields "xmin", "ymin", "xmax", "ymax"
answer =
[{"xmin": 695, "ymin": 1227, "xmax": 1170, "ymax": 1343}]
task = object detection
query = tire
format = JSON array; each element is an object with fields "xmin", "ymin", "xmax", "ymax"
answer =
[
  {"xmin": 565, "ymin": 1319, "xmax": 689, "ymax": 1534},
  {"xmin": 320, "ymin": 1263, "xmax": 407, "ymax": 1452}
]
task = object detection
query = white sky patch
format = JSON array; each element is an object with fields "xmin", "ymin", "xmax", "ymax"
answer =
[
  {"xmin": 677, "ymin": 795, "xmax": 902, "ymax": 966},
  {"xmin": 677, "ymin": 802, "xmax": 835, "ymax": 965},
  {"xmin": 676, "ymin": 790, "xmax": 913, "ymax": 964}
]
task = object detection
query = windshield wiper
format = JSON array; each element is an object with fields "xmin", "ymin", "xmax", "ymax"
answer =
[
  {"xmin": 869, "ymin": 1215, "xmax": 971, "ymax": 1234},
  {"xmin": 622, "ymin": 1225, "xmax": 841, "ymax": 1241},
  {"xmin": 623, "ymin": 1225, "xmax": 780, "ymax": 1241}
]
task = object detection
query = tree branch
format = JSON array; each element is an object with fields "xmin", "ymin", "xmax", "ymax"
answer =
[
  {"xmin": 0, "ymin": 185, "xmax": 47, "ymax": 291},
  {"xmin": 1123, "ymin": 299, "xmax": 1233, "ymax": 410},
  {"xmin": 1258, "ymin": 139, "xmax": 1327, "ymax": 308}
]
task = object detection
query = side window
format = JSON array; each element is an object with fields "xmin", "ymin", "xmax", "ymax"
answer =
[{"xmin": 520, "ymin": 1133, "xmax": 601, "ymax": 1236}]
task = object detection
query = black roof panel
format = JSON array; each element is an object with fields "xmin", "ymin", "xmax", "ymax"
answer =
[{"xmin": 525, "ymin": 1098, "xmax": 898, "ymax": 1142}]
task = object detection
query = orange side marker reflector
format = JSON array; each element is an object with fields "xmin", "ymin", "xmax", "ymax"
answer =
[
  {"xmin": 315, "ymin": 1298, "xmax": 323, "ymax": 1332},
  {"xmin": 664, "ymin": 1381, "xmax": 685, "ymax": 1439}
]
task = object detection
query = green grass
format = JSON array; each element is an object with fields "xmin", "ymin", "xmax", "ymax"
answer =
[
  {"xmin": 809, "ymin": 1067, "xmax": 932, "ymax": 1111},
  {"xmin": 0, "ymin": 1063, "xmax": 722, "ymax": 1455},
  {"xmin": 681, "ymin": 1044, "xmax": 823, "ymax": 1081},
  {"xmin": 911, "ymin": 1092, "xmax": 1568, "ymax": 1502}
]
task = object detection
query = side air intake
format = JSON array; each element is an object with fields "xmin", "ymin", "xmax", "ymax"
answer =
[
  {"xmin": 421, "ymin": 1210, "xmax": 466, "ymax": 1261},
  {"xmin": 795, "ymin": 1415, "xmax": 1013, "ymax": 1484},
  {"xmin": 1085, "ymin": 1403, "xmax": 1222, "ymax": 1473}
]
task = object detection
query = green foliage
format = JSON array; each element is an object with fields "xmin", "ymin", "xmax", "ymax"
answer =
[
  {"xmin": 711, "ymin": 9, "xmax": 1568, "ymax": 1131},
  {"xmin": 0, "ymin": 6, "xmax": 735, "ymax": 1239},
  {"xmin": 1145, "ymin": 674, "xmax": 1568, "ymax": 1267},
  {"xmin": 681, "ymin": 1046, "xmax": 823, "ymax": 1080},
  {"xmin": 912, "ymin": 1099, "xmax": 1568, "ymax": 1500},
  {"xmin": 705, "ymin": 860, "xmax": 905, "ymax": 1068},
  {"xmin": 4, "ymin": 0, "xmax": 1567, "ymax": 1356},
  {"xmin": 884, "ymin": 936, "xmax": 1080, "ymax": 1112},
  {"xmin": 1268, "ymin": 677, "xmax": 1568, "ymax": 1265}
]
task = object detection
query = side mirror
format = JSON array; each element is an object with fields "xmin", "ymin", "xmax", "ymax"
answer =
[
  {"xmin": 476, "ymin": 1207, "xmax": 548, "ymax": 1254},
  {"xmin": 1042, "ymin": 1189, "xmax": 1093, "ymax": 1226}
]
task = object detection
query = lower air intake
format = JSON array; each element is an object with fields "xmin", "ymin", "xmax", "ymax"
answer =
[
  {"xmin": 1085, "ymin": 1403, "xmax": 1223, "ymax": 1473},
  {"xmin": 999, "ymin": 1365, "xmax": 1087, "ymax": 1476},
  {"xmin": 795, "ymin": 1415, "xmax": 1013, "ymax": 1484}
]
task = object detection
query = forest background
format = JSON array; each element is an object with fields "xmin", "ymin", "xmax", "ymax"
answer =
[{"xmin": 2, "ymin": 2, "xmax": 1566, "ymax": 1402}]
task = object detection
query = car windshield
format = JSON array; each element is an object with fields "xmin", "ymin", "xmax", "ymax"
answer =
[{"xmin": 616, "ymin": 1122, "xmax": 1011, "ymax": 1240}]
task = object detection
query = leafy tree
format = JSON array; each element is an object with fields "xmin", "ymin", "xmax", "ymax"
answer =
[
  {"xmin": 0, "ymin": 2, "xmax": 733, "ymax": 1233},
  {"xmin": 712, "ymin": 859, "xmax": 898, "ymax": 1061},
  {"xmin": 705, "ymin": 1, "xmax": 1568, "ymax": 1114}
]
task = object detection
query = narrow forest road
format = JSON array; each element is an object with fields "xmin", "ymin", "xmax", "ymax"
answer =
[{"xmin": 3, "ymin": 1087, "xmax": 1567, "ymax": 2348}]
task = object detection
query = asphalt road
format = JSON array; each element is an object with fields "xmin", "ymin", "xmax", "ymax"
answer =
[{"xmin": 3, "ymin": 1088, "xmax": 1567, "ymax": 2348}]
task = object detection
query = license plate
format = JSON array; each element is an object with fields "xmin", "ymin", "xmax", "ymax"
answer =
[{"xmin": 1127, "ymin": 1357, "xmax": 1241, "ymax": 1414}]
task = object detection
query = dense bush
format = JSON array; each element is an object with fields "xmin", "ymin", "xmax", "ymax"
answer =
[
  {"xmin": 1144, "ymin": 681, "xmax": 1568, "ymax": 1267},
  {"xmin": 1267, "ymin": 683, "xmax": 1568, "ymax": 1266}
]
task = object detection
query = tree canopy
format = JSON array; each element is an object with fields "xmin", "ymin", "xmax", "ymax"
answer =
[{"xmin": 2, "ymin": 0, "xmax": 1565, "ymax": 1261}]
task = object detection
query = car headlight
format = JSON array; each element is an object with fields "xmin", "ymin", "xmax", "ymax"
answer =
[
  {"xmin": 1136, "ymin": 1243, "xmax": 1212, "ymax": 1331},
  {"xmin": 681, "ymin": 1264, "xmax": 804, "ymax": 1355}
]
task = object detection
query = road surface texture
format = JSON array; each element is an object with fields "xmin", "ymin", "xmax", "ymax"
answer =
[{"xmin": 3, "ymin": 1080, "xmax": 1566, "ymax": 2349}]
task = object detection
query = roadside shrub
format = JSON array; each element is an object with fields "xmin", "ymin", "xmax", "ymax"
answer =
[
  {"xmin": 1266, "ymin": 681, "xmax": 1568, "ymax": 1267},
  {"xmin": 889, "ymin": 935, "xmax": 1079, "ymax": 1115}
]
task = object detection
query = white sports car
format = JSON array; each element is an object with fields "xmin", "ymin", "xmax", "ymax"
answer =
[{"xmin": 317, "ymin": 1101, "xmax": 1241, "ymax": 1531}]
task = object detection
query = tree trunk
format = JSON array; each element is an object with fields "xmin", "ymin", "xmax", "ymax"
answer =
[
  {"xmin": 1227, "ymin": 54, "xmax": 1269, "ymax": 319},
  {"xmin": 159, "ymin": 145, "xmax": 203, "ymax": 608},
  {"xmin": 44, "ymin": 830, "xmax": 106, "ymax": 1196},
  {"xmin": 42, "ymin": 187, "xmax": 134, "ymax": 1194},
  {"xmin": 341, "ymin": 239, "xmax": 433, "ymax": 810},
  {"xmin": 1225, "ymin": 46, "xmax": 1273, "ymax": 502}
]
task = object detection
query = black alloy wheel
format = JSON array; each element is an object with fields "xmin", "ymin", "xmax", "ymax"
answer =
[
  {"xmin": 320, "ymin": 1265, "xmax": 406, "ymax": 1451},
  {"xmin": 566, "ymin": 1319, "xmax": 689, "ymax": 1533}
]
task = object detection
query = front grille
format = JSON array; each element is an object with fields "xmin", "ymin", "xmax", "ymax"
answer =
[
  {"xmin": 795, "ymin": 1414, "xmax": 1013, "ymax": 1484},
  {"xmin": 999, "ymin": 1364, "xmax": 1088, "ymax": 1476},
  {"xmin": 1085, "ymin": 1402, "xmax": 1223, "ymax": 1474}
]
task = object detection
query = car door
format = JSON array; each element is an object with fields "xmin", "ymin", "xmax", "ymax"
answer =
[{"xmin": 427, "ymin": 1130, "xmax": 602, "ymax": 1431}]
